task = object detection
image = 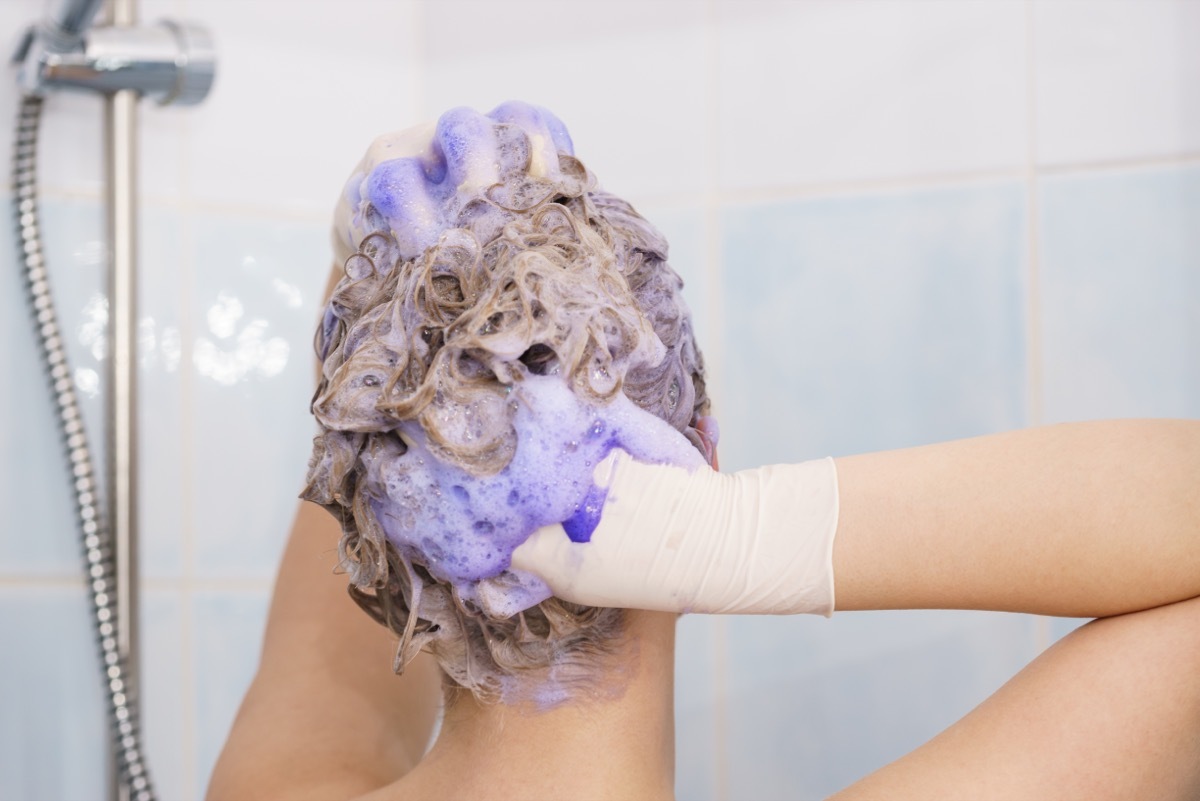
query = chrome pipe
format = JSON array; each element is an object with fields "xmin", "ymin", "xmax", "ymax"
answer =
[
  {"xmin": 104, "ymin": 0, "xmax": 141, "ymax": 788},
  {"xmin": 105, "ymin": 87, "xmax": 140, "ymax": 801}
]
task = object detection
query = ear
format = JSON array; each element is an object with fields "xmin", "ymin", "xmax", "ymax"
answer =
[{"xmin": 693, "ymin": 415, "xmax": 721, "ymax": 471}]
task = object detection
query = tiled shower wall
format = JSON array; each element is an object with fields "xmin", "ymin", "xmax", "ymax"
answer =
[{"xmin": 1, "ymin": 1, "xmax": 1197, "ymax": 799}]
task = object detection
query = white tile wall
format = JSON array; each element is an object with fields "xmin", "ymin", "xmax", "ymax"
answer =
[
  {"xmin": 1, "ymin": 2, "xmax": 1196, "ymax": 800},
  {"xmin": 1034, "ymin": 0, "xmax": 1200, "ymax": 167},
  {"xmin": 36, "ymin": 92, "xmax": 106, "ymax": 195},
  {"xmin": 184, "ymin": 0, "xmax": 422, "ymax": 217},
  {"xmin": 715, "ymin": 0, "xmax": 1028, "ymax": 192}
]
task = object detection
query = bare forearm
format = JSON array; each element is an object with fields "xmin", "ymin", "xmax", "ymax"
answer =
[
  {"xmin": 209, "ymin": 502, "xmax": 440, "ymax": 798},
  {"xmin": 832, "ymin": 420, "xmax": 1200, "ymax": 617}
]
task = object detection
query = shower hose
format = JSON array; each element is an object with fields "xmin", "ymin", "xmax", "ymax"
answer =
[{"xmin": 12, "ymin": 94, "xmax": 156, "ymax": 801}]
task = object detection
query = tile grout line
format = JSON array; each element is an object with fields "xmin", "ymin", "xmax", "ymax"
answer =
[
  {"xmin": 0, "ymin": 574, "xmax": 272, "ymax": 590},
  {"xmin": 717, "ymin": 168, "xmax": 1028, "ymax": 208},
  {"xmin": 1025, "ymin": 0, "xmax": 1053, "ymax": 657},
  {"xmin": 2, "ymin": 183, "xmax": 336, "ymax": 225},
  {"xmin": 10, "ymin": 152, "xmax": 1200, "ymax": 227},
  {"xmin": 0, "ymin": 575, "xmax": 88, "ymax": 589},
  {"xmin": 677, "ymin": 147, "xmax": 1200, "ymax": 211},
  {"xmin": 703, "ymin": 2, "xmax": 730, "ymax": 799},
  {"xmin": 1024, "ymin": 0, "xmax": 1043, "ymax": 433},
  {"xmin": 182, "ymin": 589, "xmax": 199, "ymax": 801},
  {"xmin": 1036, "ymin": 150, "xmax": 1200, "ymax": 176}
]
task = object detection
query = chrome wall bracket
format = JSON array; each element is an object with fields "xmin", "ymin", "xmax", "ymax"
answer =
[{"xmin": 13, "ymin": 4, "xmax": 215, "ymax": 105}]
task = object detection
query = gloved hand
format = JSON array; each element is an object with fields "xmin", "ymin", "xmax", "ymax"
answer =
[{"xmin": 510, "ymin": 449, "xmax": 840, "ymax": 615}]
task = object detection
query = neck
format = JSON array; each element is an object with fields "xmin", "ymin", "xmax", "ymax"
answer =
[{"xmin": 402, "ymin": 611, "xmax": 677, "ymax": 800}]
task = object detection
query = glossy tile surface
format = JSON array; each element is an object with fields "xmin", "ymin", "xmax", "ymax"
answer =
[
  {"xmin": 719, "ymin": 183, "xmax": 1028, "ymax": 468},
  {"xmin": 0, "ymin": 585, "xmax": 107, "ymax": 801},
  {"xmin": 1034, "ymin": 0, "xmax": 1200, "ymax": 166},
  {"xmin": 1040, "ymin": 166, "xmax": 1200, "ymax": 421},
  {"xmin": 191, "ymin": 589, "xmax": 271, "ymax": 800},
  {"xmin": 142, "ymin": 587, "xmax": 188, "ymax": 801},
  {"xmin": 723, "ymin": 611, "xmax": 1038, "ymax": 797},
  {"xmin": 676, "ymin": 614, "xmax": 721, "ymax": 801},
  {"xmin": 716, "ymin": 0, "xmax": 1027, "ymax": 190},
  {"xmin": 0, "ymin": 198, "xmax": 106, "ymax": 575},
  {"xmin": 140, "ymin": 205, "xmax": 188, "ymax": 579},
  {"xmin": 188, "ymin": 212, "xmax": 329, "ymax": 579}
]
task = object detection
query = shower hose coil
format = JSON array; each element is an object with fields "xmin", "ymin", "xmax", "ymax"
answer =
[{"xmin": 13, "ymin": 93, "xmax": 156, "ymax": 801}]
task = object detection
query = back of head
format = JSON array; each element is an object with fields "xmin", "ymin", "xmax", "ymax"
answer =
[{"xmin": 303, "ymin": 102, "xmax": 712, "ymax": 705}]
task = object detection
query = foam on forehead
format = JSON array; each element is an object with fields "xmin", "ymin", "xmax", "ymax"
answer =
[{"xmin": 332, "ymin": 102, "xmax": 577, "ymax": 267}]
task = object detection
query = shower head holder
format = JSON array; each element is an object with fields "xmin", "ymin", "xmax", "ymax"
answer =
[{"xmin": 13, "ymin": 16, "xmax": 215, "ymax": 106}]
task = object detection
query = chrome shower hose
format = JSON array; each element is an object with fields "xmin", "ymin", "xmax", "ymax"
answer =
[{"xmin": 12, "ymin": 94, "xmax": 156, "ymax": 801}]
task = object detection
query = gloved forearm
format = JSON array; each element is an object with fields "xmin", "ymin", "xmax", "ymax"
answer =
[{"xmin": 510, "ymin": 450, "xmax": 840, "ymax": 615}]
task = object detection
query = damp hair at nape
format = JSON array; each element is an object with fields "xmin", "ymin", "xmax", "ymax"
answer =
[{"xmin": 301, "ymin": 104, "xmax": 711, "ymax": 705}]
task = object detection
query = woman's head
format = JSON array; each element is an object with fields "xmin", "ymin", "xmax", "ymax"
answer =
[{"xmin": 302, "ymin": 103, "xmax": 712, "ymax": 705}]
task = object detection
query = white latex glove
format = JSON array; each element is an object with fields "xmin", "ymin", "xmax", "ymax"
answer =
[{"xmin": 510, "ymin": 449, "xmax": 840, "ymax": 615}]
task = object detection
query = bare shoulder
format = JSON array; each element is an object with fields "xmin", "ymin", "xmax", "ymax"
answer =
[{"xmin": 205, "ymin": 502, "xmax": 441, "ymax": 800}]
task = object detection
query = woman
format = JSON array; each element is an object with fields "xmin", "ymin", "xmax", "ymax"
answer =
[{"xmin": 208, "ymin": 103, "xmax": 1200, "ymax": 800}]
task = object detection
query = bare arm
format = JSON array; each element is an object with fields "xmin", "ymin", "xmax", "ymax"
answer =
[
  {"xmin": 207, "ymin": 264, "xmax": 442, "ymax": 800},
  {"xmin": 206, "ymin": 502, "xmax": 441, "ymax": 801},
  {"xmin": 833, "ymin": 419, "xmax": 1200, "ymax": 617}
]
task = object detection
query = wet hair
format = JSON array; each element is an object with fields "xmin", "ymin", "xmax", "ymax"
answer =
[{"xmin": 302, "ymin": 110, "xmax": 710, "ymax": 704}]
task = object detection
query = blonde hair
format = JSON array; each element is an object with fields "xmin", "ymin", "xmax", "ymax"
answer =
[{"xmin": 303, "ymin": 115, "xmax": 709, "ymax": 703}]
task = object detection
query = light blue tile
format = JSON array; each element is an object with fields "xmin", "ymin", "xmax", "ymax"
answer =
[
  {"xmin": 0, "ymin": 195, "xmax": 187, "ymax": 580},
  {"xmin": 723, "ymin": 610, "xmax": 1038, "ymax": 798},
  {"xmin": 719, "ymin": 183, "xmax": 1027, "ymax": 468},
  {"xmin": 0, "ymin": 585, "xmax": 107, "ymax": 800},
  {"xmin": 188, "ymin": 213, "xmax": 329, "ymax": 579},
  {"xmin": 1040, "ymin": 165, "xmax": 1200, "ymax": 421},
  {"xmin": 675, "ymin": 614, "xmax": 719, "ymax": 801},
  {"xmin": 0, "ymin": 196, "xmax": 107, "ymax": 575},
  {"xmin": 140, "ymin": 205, "xmax": 187, "ymax": 579},
  {"xmin": 192, "ymin": 589, "xmax": 271, "ymax": 801},
  {"xmin": 142, "ymin": 587, "xmax": 187, "ymax": 801}
]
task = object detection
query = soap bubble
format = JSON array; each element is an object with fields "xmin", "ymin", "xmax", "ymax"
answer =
[{"xmin": 303, "ymin": 102, "xmax": 712, "ymax": 706}]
